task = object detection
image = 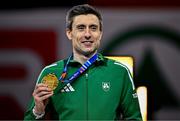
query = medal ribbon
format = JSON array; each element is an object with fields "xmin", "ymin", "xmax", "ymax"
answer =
[{"xmin": 59, "ymin": 54, "xmax": 98, "ymax": 83}]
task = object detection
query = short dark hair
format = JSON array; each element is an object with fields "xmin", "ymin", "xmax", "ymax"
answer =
[{"xmin": 66, "ymin": 4, "xmax": 103, "ymax": 31}]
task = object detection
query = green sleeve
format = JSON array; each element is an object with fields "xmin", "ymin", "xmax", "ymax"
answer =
[
  {"xmin": 120, "ymin": 68, "xmax": 142, "ymax": 120},
  {"xmin": 23, "ymin": 67, "xmax": 49, "ymax": 121},
  {"xmin": 23, "ymin": 98, "xmax": 38, "ymax": 121}
]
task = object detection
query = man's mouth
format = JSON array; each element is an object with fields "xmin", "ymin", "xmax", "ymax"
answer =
[
  {"xmin": 82, "ymin": 41, "xmax": 93, "ymax": 43},
  {"xmin": 81, "ymin": 41, "xmax": 93, "ymax": 47}
]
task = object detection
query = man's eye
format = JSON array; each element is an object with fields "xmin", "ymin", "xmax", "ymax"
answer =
[
  {"xmin": 77, "ymin": 26, "xmax": 85, "ymax": 31},
  {"xmin": 90, "ymin": 26, "xmax": 98, "ymax": 31}
]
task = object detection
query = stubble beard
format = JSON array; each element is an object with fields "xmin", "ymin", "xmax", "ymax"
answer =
[{"xmin": 74, "ymin": 45, "xmax": 98, "ymax": 58}]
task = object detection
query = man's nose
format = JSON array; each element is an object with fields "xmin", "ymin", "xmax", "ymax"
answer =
[{"xmin": 84, "ymin": 29, "xmax": 91, "ymax": 40}]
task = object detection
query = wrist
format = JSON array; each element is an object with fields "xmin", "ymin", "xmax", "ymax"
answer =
[{"xmin": 32, "ymin": 106, "xmax": 45, "ymax": 119}]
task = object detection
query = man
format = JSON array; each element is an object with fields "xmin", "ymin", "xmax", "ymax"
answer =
[{"xmin": 24, "ymin": 4, "xmax": 142, "ymax": 120}]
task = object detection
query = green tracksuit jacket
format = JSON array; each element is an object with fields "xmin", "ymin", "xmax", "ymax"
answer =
[{"xmin": 24, "ymin": 53, "xmax": 142, "ymax": 120}]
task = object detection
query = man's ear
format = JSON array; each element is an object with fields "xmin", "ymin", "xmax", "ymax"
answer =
[
  {"xmin": 66, "ymin": 29, "xmax": 72, "ymax": 40},
  {"xmin": 99, "ymin": 31, "xmax": 103, "ymax": 41}
]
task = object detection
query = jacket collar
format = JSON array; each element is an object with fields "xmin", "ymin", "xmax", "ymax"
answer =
[{"xmin": 67, "ymin": 53, "xmax": 106, "ymax": 66}]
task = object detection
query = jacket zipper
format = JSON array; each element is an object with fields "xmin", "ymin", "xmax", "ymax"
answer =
[{"xmin": 85, "ymin": 73, "xmax": 89, "ymax": 120}]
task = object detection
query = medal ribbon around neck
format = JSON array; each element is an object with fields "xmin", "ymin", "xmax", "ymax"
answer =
[{"xmin": 59, "ymin": 54, "xmax": 98, "ymax": 84}]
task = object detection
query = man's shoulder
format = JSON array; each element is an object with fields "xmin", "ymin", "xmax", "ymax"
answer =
[
  {"xmin": 105, "ymin": 57, "xmax": 129, "ymax": 72},
  {"xmin": 43, "ymin": 59, "xmax": 65, "ymax": 70}
]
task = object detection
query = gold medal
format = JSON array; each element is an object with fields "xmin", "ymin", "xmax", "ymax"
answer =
[{"xmin": 42, "ymin": 73, "xmax": 59, "ymax": 90}]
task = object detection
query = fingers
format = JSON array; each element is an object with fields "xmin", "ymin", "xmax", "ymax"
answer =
[
  {"xmin": 39, "ymin": 92, "xmax": 53, "ymax": 101},
  {"xmin": 32, "ymin": 83, "xmax": 53, "ymax": 113},
  {"xmin": 33, "ymin": 83, "xmax": 53, "ymax": 102},
  {"xmin": 35, "ymin": 83, "xmax": 52, "ymax": 92},
  {"xmin": 34, "ymin": 92, "xmax": 53, "ymax": 102},
  {"xmin": 36, "ymin": 90, "xmax": 53, "ymax": 97}
]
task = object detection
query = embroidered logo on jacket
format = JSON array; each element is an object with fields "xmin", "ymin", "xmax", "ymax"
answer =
[
  {"xmin": 61, "ymin": 83, "xmax": 75, "ymax": 92},
  {"xmin": 102, "ymin": 82, "xmax": 110, "ymax": 92}
]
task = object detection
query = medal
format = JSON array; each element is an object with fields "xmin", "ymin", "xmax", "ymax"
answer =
[{"xmin": 42, "ymin": 73, "xmax": 59, "ymax": 90}]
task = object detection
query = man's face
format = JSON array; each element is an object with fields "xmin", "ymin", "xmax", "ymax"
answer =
[{"xmin": 66, "ymin": 14, "xmax": 102, "ymax": 56}]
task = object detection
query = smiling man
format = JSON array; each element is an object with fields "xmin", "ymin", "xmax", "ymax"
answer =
[
  {"xmin": 66, "ymin": 13, "xmax": 102, "ymax": 64},
  {"xmin": 24, "ymin": 4, "xmax": 142, "ymax": 120}
]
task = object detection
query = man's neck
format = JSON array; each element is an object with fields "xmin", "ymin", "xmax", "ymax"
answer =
[{"xmin": 73, "ymin": 51, "xmax": 97, "ymax": 65}]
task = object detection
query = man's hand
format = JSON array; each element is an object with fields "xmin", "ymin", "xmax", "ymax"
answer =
[{"xmin": 32, "ymin": 83, "xmax": 53, "ymax": 114}]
